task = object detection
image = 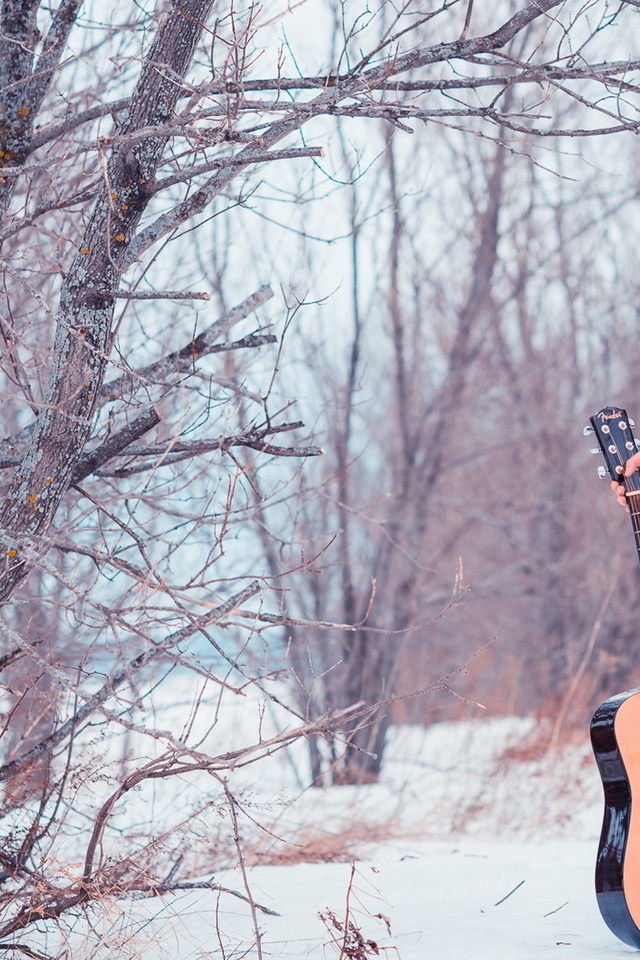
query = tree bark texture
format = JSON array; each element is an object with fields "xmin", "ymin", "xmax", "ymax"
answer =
[
  {"xmin": 0, "ymin": 0, "xmax": 83, "ymax": 211},
  {"xmin": 0, "ymin": 0, "xmax": 214, "ymax": 603}
]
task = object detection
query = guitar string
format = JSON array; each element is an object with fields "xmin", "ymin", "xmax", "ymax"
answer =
[{"xmin": 608, "ymin": 428, "xmax": 640, "ymax": 547}]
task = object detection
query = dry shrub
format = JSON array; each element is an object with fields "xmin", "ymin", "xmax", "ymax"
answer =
[
  {"xmin": 245, "ymin": 820, "xmax": 397, "ymax": 866},
  {"xmin": 318, "ymin": 863, "xmax": 400, "ymax": 959}
]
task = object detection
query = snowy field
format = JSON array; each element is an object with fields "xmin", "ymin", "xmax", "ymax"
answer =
[
  {"xmin": 109, "ymin": 839, "xmax": 626, "ymax": 960},
  {"xmin": 30, "ymin": 704, "xmax": 633, "ymax": 959}
]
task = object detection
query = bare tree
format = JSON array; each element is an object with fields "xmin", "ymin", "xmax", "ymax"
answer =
[
  {"xmin": 243, "ymin": 2, "xmax": 640, "ymax": 780},
  {"xmin": 0, "ymin": 0, "xmax": 639, "ymax": 951}
]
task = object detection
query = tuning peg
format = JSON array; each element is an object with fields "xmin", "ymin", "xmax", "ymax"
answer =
[
  {"xmin": 631, "ymin": 419, "xmax": 636, "ymax": 427},
  {"xmin": 636, "ymin": 439, "xmax": 640, "ymax": 450},
  {"xmin": 583, "ymin": 425, "xmax": 594, "ymax": 436},
  {"xmin": 590, "ymin": 448, "xmax": 601, "ymax": 455},
  {"xmin": 597, "ymin": 466, "xmax": 608, "ymax": 479}
]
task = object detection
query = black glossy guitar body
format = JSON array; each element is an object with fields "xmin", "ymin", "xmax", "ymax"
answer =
[{"xmin": 591, "ymin": 690, "xmax": 640, "ymax": 948}]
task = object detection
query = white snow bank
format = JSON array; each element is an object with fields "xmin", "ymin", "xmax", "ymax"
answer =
[
  {"xmin": 29, "ymin": 712, "xmax": 618, "ymax": 958},
  {"xmin": 44, "ymin": 840, "xmax": 628, "ymax": 959}
]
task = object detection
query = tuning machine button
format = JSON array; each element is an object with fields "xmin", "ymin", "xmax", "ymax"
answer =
[
  {"xmin": 598, "ymin": 466, "xmax": 609, "ymax": 479},
  {"xmin": 584, "ymin": 425, "xmax": 595, "ymax": 436},
  {"xmin": 591, "ymin": 448, "xmax": 601, "ymax": 455}
]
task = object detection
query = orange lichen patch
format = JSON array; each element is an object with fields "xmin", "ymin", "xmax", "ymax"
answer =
[
  {"xmin": 7, "ymin": 549, "xmax": 17, "ymax": 557},
  {"xmin": 28, "ymin": 494, "xmax": 37, "ymax": 503},
  {"xmin": 121, "ymin": 205, "xmax": 129, "ymax": 210},
  {"xmin": 18, "ymin": 107, "xmax": 29, "ymax": 115},
  {"xmin": 81, "ymin": 246, "xmax": 90, "ymax": 254},
  {"xmin": 115, "ymin": 234, "xmax": 125, "ymax": 241},
  {"xmin": 110, "ymin": 192, "xmax": 118, "ymax": 198},
  {"xmin": 44, "ymin": 478, "xmax": 53, "ymax": 485}
]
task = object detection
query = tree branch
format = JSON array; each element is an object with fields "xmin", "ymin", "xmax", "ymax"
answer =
[
  {"xmin": 124, "ymin": 0, "xmax": 568, "ymax": 266},
  {"xmin": 0, "ymin": 580, "xmax": 261, "ymax": 783},
  {"xmin": 95, "ymin": 421, "xmax": 322, "ymax": 477},
  {"xmin": 100, "ymin": 284, "xmax": 274, "ymax": 403},
  {"xmin": 71, "ymin": 407, "xmax": 161, "ymax": 481}
]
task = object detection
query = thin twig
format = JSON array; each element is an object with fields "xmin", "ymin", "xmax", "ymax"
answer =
[
  {"xmin": 494, "ymin": 880, "xmax": 525, "ymax": 906},
  {"xmin": 220, "ymin": 778, "xmax": 265, "ymax": 960}
]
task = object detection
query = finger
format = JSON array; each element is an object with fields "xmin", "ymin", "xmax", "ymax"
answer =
[{"xmin": 624, "ymin": 452, "xmax": 640, "ymax": 476}]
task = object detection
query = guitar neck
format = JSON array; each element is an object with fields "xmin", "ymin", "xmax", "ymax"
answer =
[{"xmin": 625, "ymin": 479, "xmax": 640, "ymax": 567}]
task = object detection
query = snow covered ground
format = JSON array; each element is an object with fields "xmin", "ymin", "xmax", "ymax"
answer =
[
  {"xmin": 34, "ymin": 708, "xmax": 631, "ymax": 959},
  {"xmin": 109, "ymin": 839, "xmax": 627, "ymax": 960}
]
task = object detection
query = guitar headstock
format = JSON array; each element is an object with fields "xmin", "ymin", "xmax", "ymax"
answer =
[{"xmin": 587, "ymin": 406, "xmax": 640, "ymax": 491}]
